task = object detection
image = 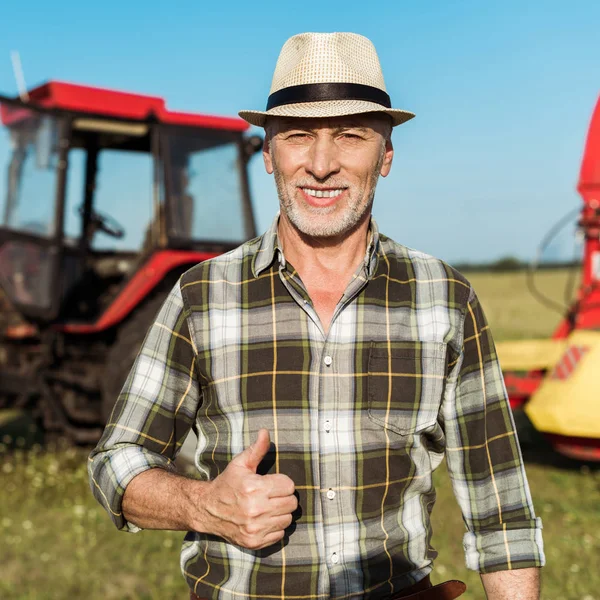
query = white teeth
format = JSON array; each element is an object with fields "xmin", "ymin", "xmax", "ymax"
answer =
[{"xmin": 302, "ymin": 188, "xmax": 344, "ymax": 198}]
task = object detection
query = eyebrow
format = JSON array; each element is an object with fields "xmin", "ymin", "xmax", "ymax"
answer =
[{"xmin": 279, "ymin": 123, "xmax": 371, "ymax": 133}]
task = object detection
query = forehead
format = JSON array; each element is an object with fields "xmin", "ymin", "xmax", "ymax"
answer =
[{"xmin": 266, "ymin": 113, "xmax": 391, "ymax": 133}]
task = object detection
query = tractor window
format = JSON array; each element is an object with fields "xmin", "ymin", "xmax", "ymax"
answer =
[
  {"xmin": 91, "ymin": 149, "xmax": 153, "ymax": 251},
  {"xmin": 63, "ymin": 148, "xmax": 86, "ymax": 241},
  {"xmin": 165, "ymin": 130, "xmax": 246, "ymax": 243},
  {"xmin": 0, "ymin": 103, "xmax": 62, "ymax": 312},
  {"xmin": 0, "ymin": 112, "xmax": 61, "ymax": 237}
]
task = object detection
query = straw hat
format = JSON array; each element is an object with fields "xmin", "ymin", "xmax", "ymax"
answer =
[{"xmin": 239, "ymin": 32, "xmax": 415, "ymax": 128}]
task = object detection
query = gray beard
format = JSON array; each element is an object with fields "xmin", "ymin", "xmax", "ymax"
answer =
[{"xmin": 272, "ymin": 150, "xmax": 384, "ymax": 239}]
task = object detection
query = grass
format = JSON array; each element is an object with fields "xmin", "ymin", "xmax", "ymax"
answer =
[
  {"xmin": 1, "ymin": 267, "xmax": 598, "ymax": 600},
  {"xmin": 1, "ymin": 441, "xmax": 598, "ymax": 600},
  {"xmin": 464, "ymin": 268, "xmax": 580, "ymax": 341},
  {"xmin": 0, "ymin": 441, "xmax": 189, "ymax": 600}
]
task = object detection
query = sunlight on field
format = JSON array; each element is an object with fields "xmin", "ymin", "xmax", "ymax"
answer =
[
  {"xmin": 1, "ymin": 268, "xmax": 597, "ymax": 600},
  {"xmin": 465, "ymin": 268, "xmax": 580, "ymax": 341}
]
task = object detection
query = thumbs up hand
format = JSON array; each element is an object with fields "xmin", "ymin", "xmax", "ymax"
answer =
[{"xmin": 197, "ymin": 429, "xmax": 298, "ymax": 550}]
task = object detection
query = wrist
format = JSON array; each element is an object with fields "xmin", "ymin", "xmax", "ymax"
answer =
[{"xmin": 182, "ymin": 478, "xmax": 214, "ymax": 534}]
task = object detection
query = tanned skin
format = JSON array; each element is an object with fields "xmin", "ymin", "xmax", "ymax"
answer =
[{"xmin": 123, "ymin": 429, "xmax": 297, "ymax": 550}]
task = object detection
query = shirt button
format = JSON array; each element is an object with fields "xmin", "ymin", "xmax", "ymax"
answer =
[
  {"xmin": 324, "ymin": 355, "xmax": 332, "ymax": 366},
  {"xmin": 327, "ymin": 489, "xmax": 336, "ymax": 500},
  {"xmin": 331, "ymin": 552, "xmax": 339, "ymax": 564},
  {"xmin": 324, "ymin": 419, "xmax": 331, "ymax": 432}
]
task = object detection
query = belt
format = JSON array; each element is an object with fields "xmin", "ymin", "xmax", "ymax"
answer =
[
  {"xmin": 189, "ymin": 576, "xmax": 466, "ymax": 600},
  {"xmin": 390, "ymin": 576, "xmax": 467, "ymax": 600}
]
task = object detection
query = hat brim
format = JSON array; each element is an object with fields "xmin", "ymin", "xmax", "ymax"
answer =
[{"xmin": 238, "ymin": 99, "xmax": 414, "ymax": 127}]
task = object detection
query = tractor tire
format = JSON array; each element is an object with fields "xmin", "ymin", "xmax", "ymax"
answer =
[{"xmin": 101, "ymin": 284, "xmax": 173, "ymax": 423}]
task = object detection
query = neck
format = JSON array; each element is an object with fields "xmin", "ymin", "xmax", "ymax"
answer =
[{"xmin": 277, "ymin": 212, "xmax": 371, "ymax": 278}]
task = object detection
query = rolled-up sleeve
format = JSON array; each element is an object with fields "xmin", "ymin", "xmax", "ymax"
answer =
[
  {"xmin": 87, "ymin": 280, "xmax": 201, "ymax": 531},
  {"xmin": 443, "ymin": 286, "xmax": 545, "ymax": 573}
]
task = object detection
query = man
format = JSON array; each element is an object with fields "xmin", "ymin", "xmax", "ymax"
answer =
[{"xmin": 89, "ymin": 32, "xmax": 545, "ymax": 600}]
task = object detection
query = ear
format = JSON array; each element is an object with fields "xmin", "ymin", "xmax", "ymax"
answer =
[
  {"xmin": 263, "ymin": 136, "xmax": 274, "ymax": 175},
  {"xmin": 380, "ymin": 138, "xmax": 394, "ymax": 178}
]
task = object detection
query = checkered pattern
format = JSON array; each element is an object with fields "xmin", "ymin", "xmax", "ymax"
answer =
[{"xmin": 89, "ymin": 217, "xmax": 544, "ymax": 599}]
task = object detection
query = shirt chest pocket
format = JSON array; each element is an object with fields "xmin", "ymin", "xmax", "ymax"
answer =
[{"xmin": 368, "ymin": 341, "xmax": 447, "ymax": 435}]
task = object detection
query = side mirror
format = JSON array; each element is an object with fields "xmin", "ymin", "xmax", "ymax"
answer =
[{"xmin": 242, "ymin": 135, "xmax": 263, "ymax": 162}]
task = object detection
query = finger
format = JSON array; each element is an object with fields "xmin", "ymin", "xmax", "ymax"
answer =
[
  {"xmin": 263, "ymin": 473, "xmax": 295, "ymax": 497},
  {"xmin": 267, "ymin": 495, "xmax": 298, "ymax": 516},
  {"xmin": 263, "ymin": 513, "xmax": 293, "ymax": 535},
  {"xmin": 232, "ymin": 429, "xmax": 271, "ymax": 473},
  {"xmin": 257, "ymin": 530, "xmax": 286, "ymax": 549}
]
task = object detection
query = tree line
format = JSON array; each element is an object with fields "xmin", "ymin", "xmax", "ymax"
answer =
[{"xmin": 453, "ymin": 257, "xmax": 581, "ymax": 273}]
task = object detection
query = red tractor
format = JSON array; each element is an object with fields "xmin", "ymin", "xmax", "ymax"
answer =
[
  {"xmin": 0, "ymin": 81, "xmax": 261, "ymax": 442},
  {"xmin": 498, "ymin": 94, "xmax": 600, "ymax": 461}
]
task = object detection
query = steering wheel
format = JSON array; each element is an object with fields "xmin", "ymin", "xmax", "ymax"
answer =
[{"xmin": 78, "ymin": 206, "xmax": 125, "ymax": 239}]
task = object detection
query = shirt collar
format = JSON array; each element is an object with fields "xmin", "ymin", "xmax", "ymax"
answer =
[
  {"xmin": 252, "ymin": 214, "xmax": 283, "ymax": 277},
  {"xmin": 364, "ymin": 219, "xmax": 380, "ymax": 278},
  {"xmin": 252, "ymin": 213, "xmax": 381, "ymax": 279}
]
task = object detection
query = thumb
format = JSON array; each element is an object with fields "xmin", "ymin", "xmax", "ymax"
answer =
[{"xmin": 235, "ymin": 429, "xmax": 271, "ymax": 473}]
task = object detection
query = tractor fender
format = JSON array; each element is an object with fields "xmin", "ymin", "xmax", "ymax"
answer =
[{"xmin": 55, "ymin": 250, "xmax": 218, "ymax": 335}]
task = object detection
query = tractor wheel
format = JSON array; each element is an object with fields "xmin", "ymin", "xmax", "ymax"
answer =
[{"xmin": 101, "ymin": 284, "xmax": 173, "ymax": 423}]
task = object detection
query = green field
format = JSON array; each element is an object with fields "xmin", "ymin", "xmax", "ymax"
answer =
[
  {"xmin": 466, "ymin": 268, "xmax": 580, "ymax": 341},
  {"xmin": 1, "ymin": 268, "xmax": 598, "ymax": 600}
]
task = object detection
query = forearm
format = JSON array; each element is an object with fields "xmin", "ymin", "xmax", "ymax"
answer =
[
  {"xmin": 481, "ymin": 567, "xmax": 541, "ymax": 600},
  {"xmin": 122, "ymin": 467, "xmax": 211, "ymax": 531}
]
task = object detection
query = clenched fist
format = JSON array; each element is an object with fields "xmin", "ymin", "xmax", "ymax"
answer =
[{"xmin": 197, "ymin": 429, "xmax": 298, "ymax": 550}]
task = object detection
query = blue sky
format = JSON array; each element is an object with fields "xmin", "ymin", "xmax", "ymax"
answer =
[{"xmin": 1, "ymin": 0, "xmax": 599, "ymax": 264}]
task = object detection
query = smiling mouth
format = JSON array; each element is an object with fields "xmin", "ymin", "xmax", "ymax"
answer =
[{"xmin": 299, "ymin": 187, "xmax": 346, "ymax": 199}]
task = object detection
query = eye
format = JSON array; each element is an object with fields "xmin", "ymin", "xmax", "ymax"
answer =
[{"xmin": 339, "ymin": 132, "xmax": 363, "ymax": 140}]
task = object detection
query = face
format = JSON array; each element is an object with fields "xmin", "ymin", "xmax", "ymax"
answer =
[{"xmin": 263, "ymin": 114, "xmax": 394, "ymax": 239}]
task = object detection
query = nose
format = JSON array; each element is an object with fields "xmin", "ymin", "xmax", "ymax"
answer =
[{"xmin": 306, "ymin": 134, "xmax": 341, "ymax": 180}]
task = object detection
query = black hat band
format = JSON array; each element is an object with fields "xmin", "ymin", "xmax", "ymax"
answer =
[{"xmin": 266, "ymin": 83, "xmax": 392, "ymax": 111}]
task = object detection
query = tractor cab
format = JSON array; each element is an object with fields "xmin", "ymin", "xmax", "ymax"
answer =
[{"xmin": 0, "ymin": 82, "xmax": 260, "ymax": 325}]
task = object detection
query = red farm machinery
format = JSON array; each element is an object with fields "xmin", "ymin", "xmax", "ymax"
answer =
[
  {"xmin": 497, "ymin": 94, "xmax": 600, "ymax": 461},
  {"xmin": 0, "ymin": 81, "xmax": 261, "ymax": 442},
  {"xmin": 0, "ymin": 81, "xmax": 599, "ymax": 459}
]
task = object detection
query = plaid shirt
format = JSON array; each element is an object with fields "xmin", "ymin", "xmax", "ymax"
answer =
[{"xmin": 89, "ymin": 216, "xmax": 544, "ymax": 600}]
